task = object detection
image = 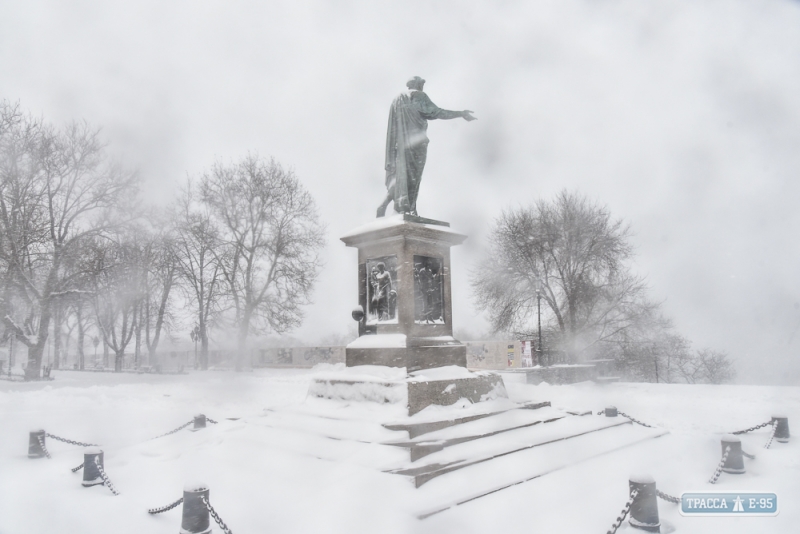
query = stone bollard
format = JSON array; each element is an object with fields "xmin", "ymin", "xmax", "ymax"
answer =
[
  {"xmin": 181, "ymin": 483, "xmax": 211, "ymax": 534},
  {"xmin": 720, "ymin": 435, "xmax": 745, "ymax": 474},
  {"xmin": 191, "ymin": 414, "xmax": 207, "ymax": 432},
  {"xmin": 771, "ymin": 415, "xmax": 790, "ymax": 443},
  {"xmin": 605, "ymin": 406, "xmax": 618, "ymax": 417},
  {"xmin": 28, "ymin": 429, "xmax": 47, "ymax": 458},
  {"xmin": 628, "ymin": 474, "xmax": 660, "ymax": 532},
  {"xmin": 82, "ymin": 448, "xmax": 105, "ymax": 487}
]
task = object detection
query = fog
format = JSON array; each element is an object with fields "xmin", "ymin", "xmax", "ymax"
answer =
[{"xmin": 2, "ymin": 0, "xmax": 799, "ymax": 384}]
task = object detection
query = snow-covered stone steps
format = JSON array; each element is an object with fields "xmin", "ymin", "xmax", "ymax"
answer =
[
  {"xmin": 391, "ymin": 414, "xmax": 664, "ymax": 488},
  {"xmin": 385, "ymin": 405, "xmax": 565, "ymax": 461},
  {"xmin": 411, "ymin": 422, "xmax": 669, "ymax": 518},
  {"xmin": 383, "ymin": 400, "xmax": 551, "ymax": 439}
]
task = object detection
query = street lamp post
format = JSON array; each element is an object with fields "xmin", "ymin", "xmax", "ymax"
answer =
[{"xmin": 535, "ymin": 278, "xmax": 544, "ymax": 366}]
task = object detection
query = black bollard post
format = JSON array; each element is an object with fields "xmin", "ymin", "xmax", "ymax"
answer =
[
  {"xmin": 720, "ymin": 435, "xmax": 745, "ymax": 474},
  {"xmin": 605, "ymin": 406, "xmax": 618, "ymax": 417},
  {"xmin": 771, "ymin": 415, "xmax": 790, "ymax": 443},
  {"xmin": 191, "ymin": 414, "xmax": 207, "ymax": 432},
  {"xmin": 82, "ymin": 448, "xmax": 105, "ymax": 487},
  {"xmin": 180, "ymin": 483, "xmax": 212, "ymax": 534},
  {"xmin": 628, "ymin": 475, "xmax": 661, "ymax": 532},
  {"xmin": 28, "ymin": 429, "xmax": 47, "ymax": 458}
]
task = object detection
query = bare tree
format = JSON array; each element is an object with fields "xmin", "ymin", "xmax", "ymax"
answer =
[
  {"xmin": 200, "ymin": 155, "xmax": 325, "ymax": 370},
  {"xmin": 172, "ymin": 183, "xmax": 223, "ymax": 370},
  {"xmin": 88, "ymin": 232, "xmax": 141, "ymax": 371},
  {"xmin": 0, "ymin": 102, "xmax": 137, "ymax": 378},
  {"xmin": 123, "ymin": 215, "xmax": 179, "ymax": 368},
  {"xmin": 472, "ymin": 190, "xmax": 658, "ymax": 359}
]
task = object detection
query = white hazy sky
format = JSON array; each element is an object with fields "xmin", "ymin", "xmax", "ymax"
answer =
[{"xmin": 2, "ymin": 0, "xmax": 799, "ymax": 384}]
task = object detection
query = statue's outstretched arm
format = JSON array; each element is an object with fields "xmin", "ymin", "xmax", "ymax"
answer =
[{"xmin": 416, "ymin": 92, "xmax": 477, "ymax": 121}]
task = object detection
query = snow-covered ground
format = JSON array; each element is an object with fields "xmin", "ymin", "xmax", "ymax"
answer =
[{"xmin": 1, "ymin": 367, "xmax": 798, "ymax": 534}]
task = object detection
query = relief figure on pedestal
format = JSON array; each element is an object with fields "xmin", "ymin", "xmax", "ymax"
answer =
[
  {"xmin": 414, "ymin": 255, "xmax": 444, "ymax": 324},
  {"xmin": 377, "ymin": 76, "xmax": 476, "ymax": 217},
  {"xmin": 366, "ymin": 256, "xmax": 398, "ymax": 324}
]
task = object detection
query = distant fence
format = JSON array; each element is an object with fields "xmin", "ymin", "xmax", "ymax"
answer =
[
  {"xmin": 27, "ymin": 340, "xmax": 570, "ymax": 372},
  {"xmin": 254, "ymin": 346, "xmax": 345, "ymax": 367}
]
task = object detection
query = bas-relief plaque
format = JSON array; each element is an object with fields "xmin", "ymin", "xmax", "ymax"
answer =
[
  {"xmin": 366, "ymin": 256, "xmax": 398, "ymax": 324},
  {"xmin": 413, "ymin": 255, "xmax": 444, "ymax": 324}
]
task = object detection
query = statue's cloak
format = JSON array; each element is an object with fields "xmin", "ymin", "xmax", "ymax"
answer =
[{"xmin": 385, "ymin": 91, "xmax": 438, "ymax": 213}]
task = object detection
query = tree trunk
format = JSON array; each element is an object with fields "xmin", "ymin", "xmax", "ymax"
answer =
[
  {"xmin": 236, "ymin": 315, "xmax": 249, "ymax": 371},
  {"xmin": 77, "ymin": 310, "xmax": 85, "ymax": 370},
  {"xmin": 134, "ymin": 306, "xmax": 142, "ymax": 369},
  {"xmin": 200, "ymin": 322, "xmax": 209, "ymax": 370},
  {"xmin": 24, "ymin": 308, "xmax": 52, "ymax": 380},
  {"xmin": 53, "ymin": 315, "xmax": 62, "ymax": 370},
  {"xmin": 115, "ymin": 348, "xmax": 124, "ymax": 372}
]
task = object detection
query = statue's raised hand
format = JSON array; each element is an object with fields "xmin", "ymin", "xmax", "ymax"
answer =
[{"xmin": 462, "ymin": 110, "xmax": 477, "ymax": 121}]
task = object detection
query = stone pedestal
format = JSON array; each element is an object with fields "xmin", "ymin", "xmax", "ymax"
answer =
[
  {"xmin": 341, "ymin": 214, "xmax": 467, "ymax": 372},
  {"xmin": 331, "ymin": 214, "xmax": 513, "ymax": 416}
]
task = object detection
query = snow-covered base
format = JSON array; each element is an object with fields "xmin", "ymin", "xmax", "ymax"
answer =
[
  {"xmin": 309, "ymin": 364, "xmax": 507, "ymax": 416},
  {"xmin": 1, "ymin": 369, "xmax": 798, "ymax": 533}
]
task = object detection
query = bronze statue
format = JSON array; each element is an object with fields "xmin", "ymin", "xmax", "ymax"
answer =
[{"xmin": 377, "ymin": 77, "xmax": 476, "ymax": 217}]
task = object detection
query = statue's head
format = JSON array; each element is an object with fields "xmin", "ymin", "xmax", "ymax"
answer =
[
  {"xmin": 377, "ymin": 262, "xmax": 386, "ymax": 272},
  {"xmin": 406, "ymin": 76, "xmax": 425, "ymax": 91}
]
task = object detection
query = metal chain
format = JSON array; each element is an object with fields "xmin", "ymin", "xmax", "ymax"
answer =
[
  {"xmin": 596, "ymin": 410, "xmax": 604, "ymax": 415},
  {"xmin": 200, "ymin": 495, "xmax": 233, "ymax": 534},
  {"xmin": 71, "ymin": 462, "xmax": 84, "ymax": 473},
  {"xmin": 148, "ymin": 497, "xmax": 184, "ymax": 514},
  {"xmin": 37, "ymin": 435, "xmax": 51, "ymax": 459},
  {"xmin": 206, "ymin": 417, "xmax": 218, "ymax": 424},
  {"xmin": 764, "ymin": 421, "xmax": 778, "ymax": 449},
  {"xmin": 617, "ymin": 411, "xmax": 654, "ymax": 428},
  {"xmin": 93, "ymin": 456, "xmax": 120, "ymax": 496},
  {"xmin": 150, "ymin": 421, "xmax": 192, "ymax": 440},
  {"xmin": 708, "ymin": 446, "xmax": 731, "ymax": 484},
  {"xmin": 46, "ymin": 433, "xmax": 98, "ymax": 447},
  {"xmin": 656, "ymin": 489, "xmax": 681, "ymax": 504},
  {"xmin": 731, "ymin": 421, "xmax": 772, "ymax": 435},
  {"xmin": 606, "ymin": 488, "xmax": 638, "ymax": 534}
]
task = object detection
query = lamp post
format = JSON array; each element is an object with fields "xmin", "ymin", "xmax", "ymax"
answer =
[{"xmin": 535, "ymin": 278, "xmax": 544, "ymax": 367}]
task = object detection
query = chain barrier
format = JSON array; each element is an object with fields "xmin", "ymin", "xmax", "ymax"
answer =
[
  {"xmin": 37, "ymin": 435, "xmax": 51, "ymax": 459},
  {"xmin": 94, "ymin": 457, "xmax": 120, "ymax": 496},
  {"xmin": 150, "ymin": 421, "xmax": 192, "ymax": 441},
  {"xmin": 656, "ymin": 489, "xmax": 681, "ymax": 504},
  {"xmin": 742, "ymin": 450, "xmax": 756, "ymax": 460},
  {"xmin": 731, "ymin": 421, "xmax": 772, "ymax": 435},
  {"xmin": 605, "ymin": 488, "xmax": 638, "ymax": 534},
  {"xmin": 617, "ymin": 411, "xmax": 654, "ymax": 428},
  {"xmin": 708, "ymin": 446, "xmax": 730, "ymax": 484},
  {"xmin": 206, "ymin": 417, "xmax": 218, "ymax": 424},
  {"xmin": 596, "ymin": 410, "xmax": 604, "ymax": 415},
  {"xmin": 46, "ymin": 433, "xmax": 98, "ymax": 447},
  {"xmin": 764, "ymin": 421, "xmax": 778, "ymax": 449},
  {"xmin": 148, "ymin": 497, "xmax": 184, "ymax": 514},
  {"xmin": 71, "ymin": 462, "xmax": 84, "ymax": 473},
  {"xmin": 200, "ymin": 495, "xmax": 233, "ymax": 534}
]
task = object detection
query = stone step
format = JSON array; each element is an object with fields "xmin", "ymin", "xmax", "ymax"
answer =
[
  {"xmin": 390, "ymin": 415, "xmax": 644, "ymax": 487},
  {"xmin": 386, "ymin": 405, "xmax": 565, "ymax": 461},
  {"xmin": 413, "ymin": 422, "xmax": 668, "ymax": 518},
  {"xmin": 383, "ymin": 401, "xmax": 551, "ymax": 439}
]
